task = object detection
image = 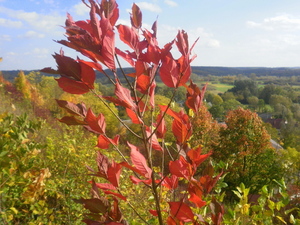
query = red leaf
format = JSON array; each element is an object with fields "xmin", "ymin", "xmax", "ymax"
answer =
[
  {"xmin": 96, "ymin": 134, "xmax": 118, "ymax": 149},
  {"xmin": 101, "ymin": 29, "xmax": 116, "ymax": 70},
  {"xmin": 149, "ymin": 209, "xmax": 158, "ymax": 216},
  {"xmin": 56, "ymin": 99, "xmax": 87, "ymax": 117},
  {"xmin": 119, "ymin": 161, "xmax": 144, "ymax": 175},
  {"xmin": 91, "ymin": 182, "xmax": 116, "ymax": 190},
  {"xmin": 97, "ymin": 135, "xmax": 111, "ymax": 149},
  {"xmin": 159, "ymin": 175, "xmax": 178, "ymax": 190},
  {"xmin": 155, "ymin": 112, "xmax": 167, "ymax": 139},
  {"xmin": 117, "ymin": 24, "xmax": 139, "ymax": 50},
  {"xmin": 168, "ymin": 202, "xmax": 194, "ymax": 222},
  {"xmin": 167, "ymin": 216, "xmax": 178, "ymax": 225},
  {"xmin": 130, "ymin": 3, "xmax": 142, "ymax": 29},
  {"xmin": 185, "ymin": 82, "xmax": 207, "ymax": 114},
  {"xmin": 57, "ymin": 116, "xmax": 87, "ymax": 125},
  {"xmin": 130, "ymin": 176, "xmax": 152, "ymax": 185},
  {"xmin": 107, "ymin": 161, "xmax": 122, "ymax": 187},
  {"xmin": 189, "ymin": 193, "xmax": 206, "ymax": 208},
  {"xmin": 172, "ymin": 118, "xmax": 191, "ymax": 144},
  {"xmin": 54, "ymin": 51, "xmax": 81, "ymax": 80},
  {"xmin": 149, "ymin": 81, "xmax": 156, "ymax": 108},
  {"xmin": 136, "ymin": 74, "xmax": 150, "ymax": 94},
  {"xmin": 175, "ymin": 30, "xmax": 189, "ymax": 56},
  {"xmin": 114, "ymin": 82, "xmax": 136, "ymax": 110},
  {"xmin": 159, "ymin": 105, "xmax": 181, "ymax": 121},
  {"xmin": 78, "ymin": 60, "xmax": 96, "ymax": 89},
  {"xmin": 210, "ymin": 197, "xmax": 224, "ymax": 225},
  {"xmin": 143, "ymin": 44, "xmax": 161, "ymax": 64},
  {"xmin": 96, "ymin": 151, "xmax": 109, "ymax": 178},
  {"xmin": 146, "ymin": 127, "xmax": 163, "ymax": 151},
  {"xmin": 78, "ymin": 60, "xmax": 103, "ymax": 72},
  {"xmin": 161, "ymin": 108, "xmax": 192, "ymax": 144},
  {"xmin": 126, "ymin": 108, "xmax": 142, "ymax": 124},
  {"xmin": 200, "ymin": 172, "xmax": 223, "ymax": 194},
  {"xmin": 56, "ymin": 77, "xmax": 90, "ymax": 94},
  {"xmin": 85, "ymin": 108, "xmax": 106, "ymax": 134},
  {"xmin": 115, "ymin": 48, "xmax": 135, "ymax": 66},
  {"xmin": 100, "ymin": 0, "xmax": 119, "ymax": 26},
  {"xmin": 74, "ymin": 198, "xmax": 108, "ymax": 214},
  {"xmin": 40, "ymin": 67, "xmax": 60, "ymax": 74},
  {"xmin": 187, "ymin": 147, "xmax": 212, "ymax": 167},
  {"xmin": 159, "ymin": 54, "xmax": 179, "ymax": 88},
  {"xmin": 169, "ymin": 156, "xmax": 193, "ymax": 178},
  {"xmin": 103, "ymin": 190, "xmax": 127, "ymax": 201},
  {"xmin": 128, "ymin": 142, "xmax": 152, "ymax": 178}
]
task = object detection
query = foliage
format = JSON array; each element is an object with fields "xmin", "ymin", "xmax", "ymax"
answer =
[
  {"xmin": 228, "ymin": 79, "xmax": 258, "ymax": 103},
  {"xmin": 0, "ymin": 113, "xmax": 50, "ymax": 224},
  {"xmin": 223, "ymin": 180, "xmax": 300, "ymax": 224},
  {"xmin": 42, "ymin": 1, "xmax": 224, "ymax": 224},
  {"xmin": 213, "ymin": 108, "xmax": 284, "ymax": 195},
  {"xmin": 190, "ymin": 105, "xmax": 220, "ymax": 153}
]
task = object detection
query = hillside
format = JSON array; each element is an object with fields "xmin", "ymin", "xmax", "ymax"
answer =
[{"xmin": 2, "ymin": 66, "xmax": 300, "ymax": 82}]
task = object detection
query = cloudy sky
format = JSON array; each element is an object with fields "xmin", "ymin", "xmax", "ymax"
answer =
[{"xmin": 1, "ymin": 0, "xmax": 300, "ymax": 70}]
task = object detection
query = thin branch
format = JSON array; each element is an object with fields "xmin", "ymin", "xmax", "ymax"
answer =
[
  {"xmin": 90, "ymin": 89, "xmax": 142, "ymax": 139},
  {"xmin": 115, "ymin": 54, "xmax": 134, "ymax": 90}
]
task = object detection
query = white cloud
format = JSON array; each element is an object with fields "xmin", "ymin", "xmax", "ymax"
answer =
[
  {"xmin": 0, "ymin": 18, "xmax": 23, "ymax": 28},
  {"xmin": 247, "ymin": 14, "xmax": 300, "ymax": 31},
  {"xmin": 0, "ymin": 34, "xmax": 11, "ymax": 41},
  {"xmin": 0, "ymin": 6, "xmax": 65, "ymax": 35},
  {"xmin": 136, "ymin": 2, "xmax": 162, "ymax": 13},
  {"xmin": 164, "ymin": 0, "xmax": 178, "ymax": 7},
  {"xmin": 33, "ymin": 47, "xmax": 49, "ymax": 55},
  {"xmin": 19, "ymin": 30, "xmax": 45, "ymax": 39},
  {"xmin": 24, "ymin": 47, "xmax": 49, "ymax": 58},
  {"xmin": 72, "ymin": 2, "xmax": 90, "ymax": 16},
  {"xmin": 7, "ymin": 52, "xmax": 17, "ymax": 56},
  {"xmin": 189, "ymin": 27, "xmax": 220, "ymax": 48}
]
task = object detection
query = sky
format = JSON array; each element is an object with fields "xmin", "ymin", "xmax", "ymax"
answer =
[{"xmin": 1, "ymin": 0, "xmax": 300, "ymax": 70}]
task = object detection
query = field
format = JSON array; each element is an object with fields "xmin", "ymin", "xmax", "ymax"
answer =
[{"xmin": 204, "ymin": 82, "xmax": 234, "ymax": 94}]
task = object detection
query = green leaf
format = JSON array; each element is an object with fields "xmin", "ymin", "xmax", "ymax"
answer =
[
  {"xmin": 0, "ymin": 150, "xmax": 8, "ymax": 157},
  {"xmin": 276, "ymin": 216, "xmax": 287, "ymax": 224},
  {"xmin": 10, "ymin": 207, "xmax": 18, "ymax": 214},
  {"xmin": 232, "ymin": 190, "xmax": 242, "ymax": 199},
  {"xmin": 261, "ymin": 185, "xmax": 268, "ymax": 195},
  {"xmin": 289, "ymin": 214, "xmax": 295, "ymax": 224}
]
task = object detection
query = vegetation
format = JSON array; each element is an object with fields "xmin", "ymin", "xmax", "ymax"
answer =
[{"xmin": 0, "ymin": 1, "xmax": 299, "ymax": 224}]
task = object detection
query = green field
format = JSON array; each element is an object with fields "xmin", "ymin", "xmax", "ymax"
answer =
[{"xmin": 205, "ymin": 82, "xmax": 234, "ymax": 94}]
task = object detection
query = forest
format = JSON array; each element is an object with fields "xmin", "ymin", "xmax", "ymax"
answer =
[{"xmin": 1, "ymin": 1, "xmax": 300, "ymax": 224}]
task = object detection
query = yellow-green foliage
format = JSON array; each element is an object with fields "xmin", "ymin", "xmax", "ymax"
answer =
[{"xmin": 0, "ymin": 112, "xmax": 100, "ymax": 224}]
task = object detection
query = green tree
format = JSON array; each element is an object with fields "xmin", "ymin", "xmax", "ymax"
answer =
[
  {"xmin": 247, "ymin": 96, "xmax": 259, "ymax": 110},
  {"xmin": 228, "ymin": 79, "xmax": 258, "ymax": 103},
  {"xmin": 213, "ymin": 108, "xmax": 283, "ymax": 195},
  {"xmin": 212, "ymin": 94, "xmax": 223, "ymax": 105},
  {"xmin": 14, "ymin": 71, "xmax": 31, "ymax": 100},
  {"xmin": 221, "ymin": 91, "xmax": 235, "ymax": 101},
  {"xmin": 259, "ymin": 84, "xmax": 283, "ymax": 104}
]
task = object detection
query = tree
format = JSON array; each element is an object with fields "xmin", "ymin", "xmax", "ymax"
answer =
[
  {"xmin": 14, "ymin": 71, "xmax": 32, "ymax": 100},
  {"xmin": 259, "ymin": 84, "xmax": 283, "ymax": 104},
  {"xmin": 42, "ymin": 1, "xmax": 224, "ymax": 224},
  {"xmin": 212, "ymin": 94, "xmax": 223, "ymax": 105},
  {"xmin": 228, "ymin": 79, "xmax": 258, "ymax": 103},
  {"xmin": 221, "ymin": 91, "xmax": 235, "ymax": 101},
  {"xmin": 190, "ymin": 105, "xmax": 220, "ymax": 153},
  {"xmin": 213, "ymin": 108, "xmax": 282, "ymax": 195},
  {"xmin": 247, "ymin": 96, "xmax": 259, "ymax": 110}
]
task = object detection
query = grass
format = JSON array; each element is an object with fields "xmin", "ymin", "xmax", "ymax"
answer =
[{"xmin": 204, "ymin": 82, "xmax": 234, "ymax": 94}]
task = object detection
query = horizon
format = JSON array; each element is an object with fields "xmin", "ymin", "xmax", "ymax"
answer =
[{"xmin": 1, "ymin": 0, "xmax": 300, "ymax": 70}]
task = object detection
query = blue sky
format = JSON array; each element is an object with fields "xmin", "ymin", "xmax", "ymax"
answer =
[{"xmin": 1, "ymin": 0, "xmax": 300, "ymax": 70}]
